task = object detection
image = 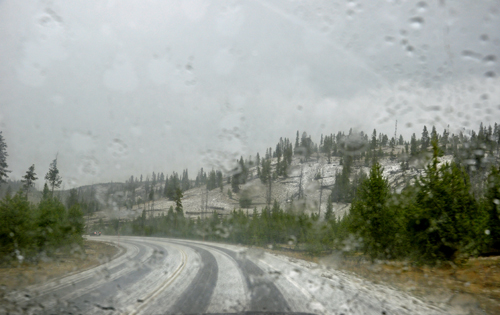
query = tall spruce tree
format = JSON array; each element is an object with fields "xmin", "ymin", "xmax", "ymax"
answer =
[
  {"xmin": 21, "ymin": 164, "xmax": 38, "ymax": 197},
  {"xmin": 45, "ymin": 157, "xmax": 62, "ymax": 194},
  {"xmin": 0, "ymin": 131, "xmax": 9, "ymax": 184},
  {"xmin": 421, "ymin": 125, "xmax": 430, "ymax": 151},
  {"xmin": 407, "ymin": 139, "xmax": 479, "ymax": 262},
  {"xmin": 349, "ymin": 161, "xmax": 398, "ymax": 259},
  {"xmin": 483, "ymin": 166, "xmax": 500, "ymax": 251},
  {"xmin": 410, "ymin": 133, "xmax": 418, "ymax": 156}
]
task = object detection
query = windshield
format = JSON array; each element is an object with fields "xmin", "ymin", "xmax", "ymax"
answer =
[{"xmin": 1, "ymin": 0, "xmax": 499, "ymax": 314}]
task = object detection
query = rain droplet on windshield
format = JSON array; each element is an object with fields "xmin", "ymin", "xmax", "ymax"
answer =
[
  {"xmin": 480, "ymin": 34, "xmax": 489, "ymax": 42},
  {"xmin": 409, "ymin": 17, "xmax": 424, "ymax": 29},
  {"xmin": 417, "ymin": 1, "xmax": 428, "ymax": 12},
  {"xmin": 483, "ymin": 55, "xmax": 497, "ymax": 64}
]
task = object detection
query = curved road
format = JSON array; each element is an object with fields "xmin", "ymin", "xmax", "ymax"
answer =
[{"xmin": 6, "ymin": 236, "xmax": 454, "ymax": 314}]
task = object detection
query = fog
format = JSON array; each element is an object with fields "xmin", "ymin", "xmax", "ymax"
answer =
[{"xmin": 0, "ymin": 0, "xmax": 498, "ymax": 187}]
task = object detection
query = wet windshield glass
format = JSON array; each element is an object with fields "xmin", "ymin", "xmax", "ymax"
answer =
[{"xmin": 1, "ymin": 0, "xmax": 499, "ymax": 314}]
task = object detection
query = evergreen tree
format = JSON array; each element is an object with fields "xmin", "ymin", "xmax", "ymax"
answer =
[
  {"xmin": 369, "ymin": 129, "xmax": 376, "ymax": 150},
  {"xmin": 207, "ymin": 169, "xmax": 217, "ymax": 190},
  {"xmin": 0, "ymin": 192, "xmax": 35, "ymax": 261},
  {"xmin": 260, "ymin": 159, "xmax": 272, "ymax": 184},
  {"xmin": 36, "ymin": 196, "xmax": 67, "ymax": 250},
  {"xmin": 441, "ymin": 128, "xmax": 449, "ymax": 153},
  {"xmin": 410, "ymin": 133, "xmax": 418, "ymax": 156},
  {"xmin": 431, "ymin": 126, "xmax": 438, "ymax": 144},
  {"xmin": 349, "ymin": 161, "xmax": 399, "ymax": 259},
  {"xmin": 21, "ymin": 164, "xmax": 38, "ymax": 197},
  {"xmin": 0, "ymin": 131, "xmax": 9, "ymax": 183},
  {"xmin": 331, "ymin": 155, "xmax": 353, "ymax": 202},
  {"xmin": 238, "ymin": 157, "xmax": 248, "ymax": 184},
  {"xmin": 174, "ymin": 188, "xmax": 183, "ymax": 216},
  {"xmin": 152, "ymin": 172, "xmax": 157, "ymax": 187},
  {"xmin": 323, "ymin": 135, "xmax": 333, "ymax": 164},
  {"xmin": 406, "ymin": 140, "xmax": 479, "ymax": 262},
  {"xmin": 294, "ymin": 130, "xmax": 300, "ymax": 153},
  {"xmin": 421, "ymin": 125, "xmax": 430, "ymax": 151},
  {"xmin": 216, "ymin": 170, "xmax": 223, "ymax": 192},
  {"xmin": 45, "ymin": 157, "xmax": 62, "ymax": 194},
  {"xmin": 182, "ymin": 169, "xmax": 190, "ymax": 191},
  {"xmin": 42, "ymin": 183, "xmax": 50, "ymax": 200},
  {"xmin": 483, "ymin": 166, "xmax": 500, "ymax": 250}
]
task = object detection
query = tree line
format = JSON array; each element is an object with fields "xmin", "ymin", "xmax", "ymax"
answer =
[{"xmin": 0, "ymin": 134, "xmax": 85, "ymax": 263}]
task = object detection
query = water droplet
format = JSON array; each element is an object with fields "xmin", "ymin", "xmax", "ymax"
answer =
[
  {"xmin": 409, "ymin": 17, "xmax": 424, "ymax": 29},
  {"xmin": 427, "ymin": 105, "xmax": 441, "ymax": 111},
  {"xmin": 462, "ymin": 50, "xmax": 482, "ymax": 60},
  {"xmin": 109, "ymin": 139, "xmax": 128, "ymax": 158},
  {"xmin": 79, "ymin": 157, "xmax": 99, "ymax": 176},
  {"xmin": 483, "ymin": 55, "xmax": 496, "ymax": 63},
  {"xmin": 417, "ymin": 1, "xmax": 428, "ymax": 12}
]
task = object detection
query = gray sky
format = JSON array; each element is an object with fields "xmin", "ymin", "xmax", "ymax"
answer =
[{"xmin": 1, "ymin": 0, "xmax": 499, "ymax": 188}]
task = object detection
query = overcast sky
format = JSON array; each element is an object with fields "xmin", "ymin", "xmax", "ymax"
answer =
[{"xmin": 1, "ymin": 0, "xmax": 499, "ymax": 188}]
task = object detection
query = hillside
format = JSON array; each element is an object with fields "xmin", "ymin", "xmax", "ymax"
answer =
[{"xmin": 86, "ymin": 145, "xmax": 453, "ymax": 226}]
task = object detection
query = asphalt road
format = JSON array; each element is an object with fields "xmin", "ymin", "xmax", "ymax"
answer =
[{"xmin": 5, "ymin": 236, "xmax": 455, "ymax": 315}]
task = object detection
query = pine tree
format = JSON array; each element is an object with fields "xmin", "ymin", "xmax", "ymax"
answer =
[
  {"xmin": 294, "ymin": 130, "xmax": 300, "ymax": 153},
  {"xmin": 441, "ymin": 128, "xmax": 449, "ymax": 153},
  {"xmin": 410, "ymin": 133, "xmax": 418, "ymax": 156},
  {"xmin": 407, "ymin": 139, "xmax": 479, "ymax": 262},
  {"xmin": 207, "ymin": 169, "xmax": 217, "ymax": 190},
  {"xmin": 431, "ymin": 126, "xmax": 438, "ymax": 143},
  {"xmin": 21, "ymin": 164, "xmax": 38, "ymax": 197},
  {"xmin": 45, "ymin": 158, "xmax": 62, "ymax": 194},
  {"xmin": 421, "ymin": 125, "xmax": 430, "ymax": 151},
  {"xmin": 0, "ymin": 131, "xmax": 9, "ymax": 183},
  {"xmin": 174, "ymin": 188, "xmax": 183, "ymax": 215},
  {"xmin": 483, "ymin": 166, "xmax": 500, "ymax": 250},
  {"xmin": 238, "ymin": 157, "xmax": 248, "ymax": 184},
  {"xmin": 231, "ymin": 173, "xmax": 239, "ymax": 193},
  {"xmin": 182, "ymin": 169, "xmax": 190, "ymax": 191},
  {"xmin": 42, "ymin": 183, "xmax": 50, "ymax": 200},
  {"xmin": 0, "ymin": 192, "xmax": 35, "ymax": 259},
  {"xmin": 216, "ymin": 170, "xmax": 223, "ymax": 192},
  {"xmin": 349, "ymin": 161, "xmax": 397, "ymax": 259}
]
